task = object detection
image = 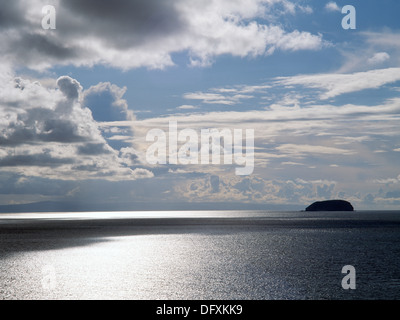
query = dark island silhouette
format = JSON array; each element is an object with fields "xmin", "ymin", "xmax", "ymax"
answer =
[{"xmin": 305, "ymin": 200, "xmax": 354, "ymax": 212}]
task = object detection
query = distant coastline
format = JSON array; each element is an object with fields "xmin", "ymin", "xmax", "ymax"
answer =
[{"xmin": 0, "ymin": 201, "xmax": 303, "ymax": 214}]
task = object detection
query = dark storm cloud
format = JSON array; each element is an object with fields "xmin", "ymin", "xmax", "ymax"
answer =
[
  {"xmin": 14, "ymin": 33, "xmax": 79, "ymax": 60},
  {"xmin": 41, "ymin": 119, "xmax": 87, "ymax": 143},
  {"xmin": 3, "ymin": 32, "xmax": 84, "ymax": 68},
  {"xmin": 0, "ymin": 123, "xmax": 36, "ymax": 146},
  {"xmin": 57, "ymin": 76, "xmax": 82, "ymax": 100},
  {"xmin": 77, "ymin": 143, "xmax": 112, "ymax": 155},
  {"xmin": 59, "ymin": 0, "xmax": 185, "ymax": 48},
  {"xmin": 0, "ymin": 0, "xmax": 186, "ymax": 69},
  {"xmin": 0, "ymin": 109, "xmax": 86, "ymax": 146},
  {"xmin": 72, "ymin": 163, "xmax": 101, "ymax": 172},
  {"xmin": 0, "ymin": 153, "xmax": 74, "ymax": 167},
  {"xmin": 0, "ymin": 0, "xmax": 25, "ymax": 28}
]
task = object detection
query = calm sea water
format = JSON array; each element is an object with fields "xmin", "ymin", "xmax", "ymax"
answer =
[{"xmin": 0, "ymin": 210, "xmax": 400, "ymax": 300}]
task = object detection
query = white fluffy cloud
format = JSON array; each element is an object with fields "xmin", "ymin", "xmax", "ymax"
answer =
[
  {"xmin": 325, "ymin": 2, "xmax": 340, "ymax": 12},
  {"xmin": 368, "ymin": 52, "xmax": 391, "ymax": 65},
  {"xmin": 0, "ymin": 72, "xmax": 152, "ymax": 181}
]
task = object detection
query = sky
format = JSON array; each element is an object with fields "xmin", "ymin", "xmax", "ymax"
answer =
[{"xmin": 0, "ymin": 0, "xmax": 400, "ymax": 211}]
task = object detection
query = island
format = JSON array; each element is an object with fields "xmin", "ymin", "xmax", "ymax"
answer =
[{"xmin": 305, "ymin": 200, "xmax": 354, "ymax": 212}]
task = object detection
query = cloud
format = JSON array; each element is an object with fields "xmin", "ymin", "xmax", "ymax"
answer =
[
  {"xmin": 0, "ymin": 72, "xmax": 152, "ymax": 181},
  {"xmin": 186, "ymin": 22, "xmax": 326, "ymax": 67},
  {"xmin": 127, "ymin": 83, "xmax": 400, "ymax": 195},
  {"xmin": 172, "ymin": 173, "xmax": 341, "ymax": 205},
  {"xmin": 325, "ymin": 2, "xmax": 340, "ymax": 12},
  {"xmin": 77, "ymin": 143, "xmax": 113, "ymax": 156},
  {"xmin": 281, "ymin": 161, "xmax": 304, "ymax": 166},
  {"xmin": 61, "ymin": 0, "xmax": 183, "ymax": 42},
  {"xmin": 373, "ymin": 175, "xmax": 400, "ymax": 185},
  {"xmin": 275, "ymin": 144, "xmax": 355, "ymax": 156},
  {"xmin": 176, "ymin": 105, "xmax": 198, "ymax": 110},
  {"xmin": 119, "ymin": 147, "xmax": 144, "ymax": 166},
  {"xmin": 368, "ymin": 52, "xmax": 390, "ymax": 65},
  {"xmin": 364, "ymin": 31, "xmax": 400, "ymax": 49},
  {"xmin": 0, "ymin": 153, "xmax": 75, "ymax": 167},
  {"xmin": 273, "ymin": 29, "xmax": 325, "ymax": 52},
  {"xmin": 57, "ymin": 76, "xmax": 82, "ymax": 100},
  {"xmin": 183, "ymin": 92, "xmax": 253, "ymax": 106},
  {"xmin": 0, "ymin": 76, "xmax": 94, "ymax": 147},
  {"xmin": 337, "ymin": 30, "xmax": 400, "ymax": 73},
  {"xmin": 183, "ymin": 83, "xmax": 271, "ymax": 106},
  {"xmin": 0, "ymin": 1, "xmax": 27, "ymax": 28},
  {"xmin": 276, "ymin": 68, "xmax": 400, "ymax": 99},
  {"xmin": 0, "ymin": 0, "xmax": 327, "ymax": 71},
  {"xmin": 131, "ymin": 168, "xmax": 155, "ymax": 179}
]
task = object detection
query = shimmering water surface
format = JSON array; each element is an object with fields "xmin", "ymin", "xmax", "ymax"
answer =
[{"xmin": 1, "ymin": 210, "xmax": 400, "ymax": 300}]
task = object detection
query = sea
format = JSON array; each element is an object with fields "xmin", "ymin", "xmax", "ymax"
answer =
[{"xmin": 0, "ymin": 210, "xmax": 399, "ymax": 300}]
